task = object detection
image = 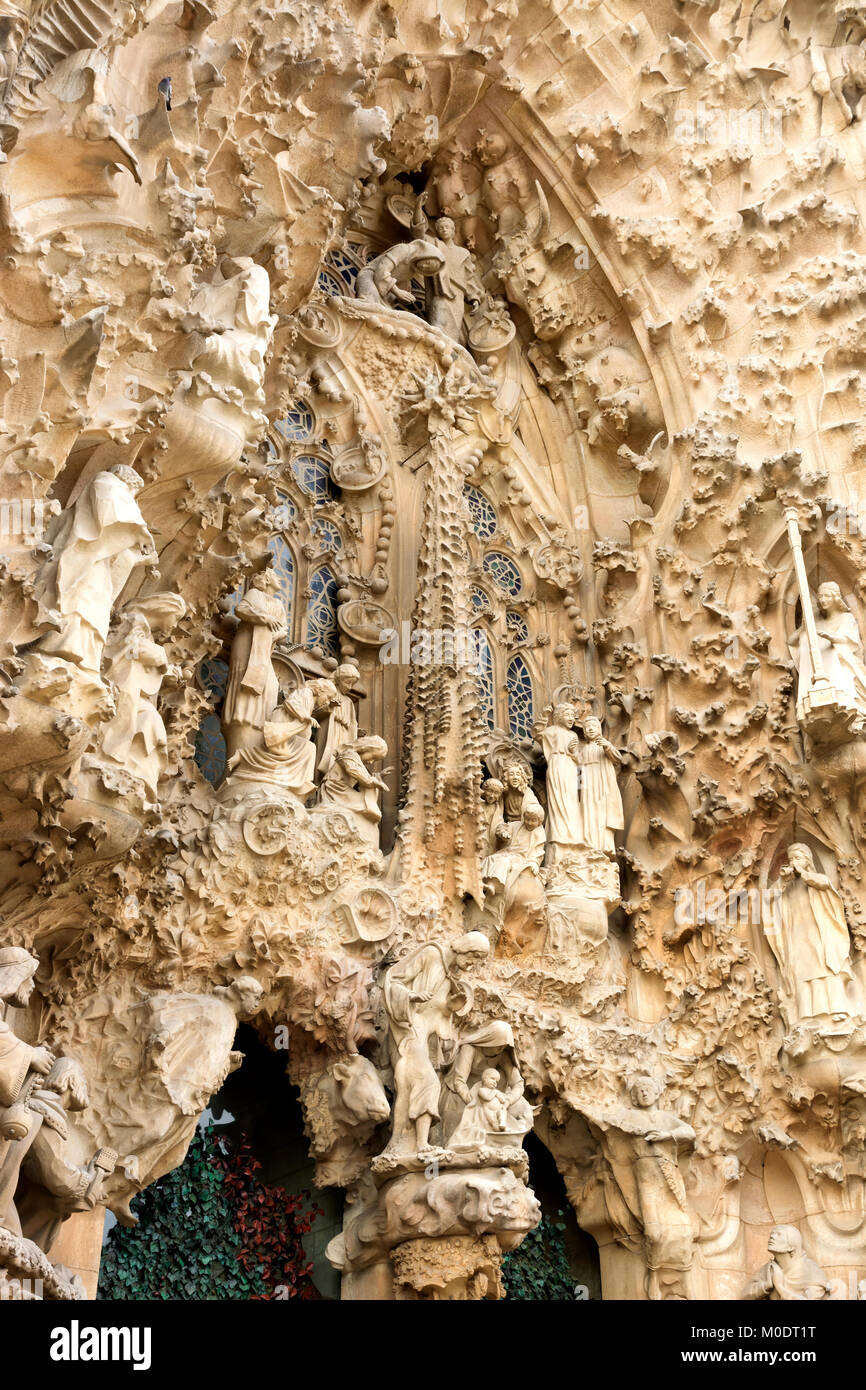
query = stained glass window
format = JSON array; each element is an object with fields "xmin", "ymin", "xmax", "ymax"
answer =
[
  {"xmin": 275, "ymin": 402, "xmax": 315, "ymax": 442},
  {"xmin": 470, "ymin": 585, "xmax": 492, "ymax": 615},
  {"xmin": 312, "ymin": 518, "xmax": 343, "ymax": 552},
  {"xmin": 267, "ymin": 535, "xmax": 295, "ymax": 627},
  {"xmin": 483, "ymin": 551, "xmax": 522, "ymax": 596},
  {"xmin": 474, "ymin": 628, "xmax": 495, "ymax": 731},
  {"xmin": 506, "ymin": 610, "xmax": 529, "ymax": 645},
  {"xmin": 507, "ymin": 656, "xmax": 534, "ymax": 740},
  {"xmin": 464, "ymin": 485, "xmax": 497, "ymax": 540},
  {"xmin": 316, "ymin": 269, "xmax": 344, "ymax": 297},
  {"xmin": 194, "ymin": 658, "xmax": 229, "ymax": 785},
  {"xmin": 325, "ymin": 249, "xmax": 359, "ymax": 293},
  {"xmin": 291, "ymin": 454, "xmax": 336, "ymax": 504},
  {"xmin": 306, "ymin": 565, "xmax": 340, "ymax": 660}
]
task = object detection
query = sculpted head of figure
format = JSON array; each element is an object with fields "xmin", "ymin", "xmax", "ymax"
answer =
[
  {"xmin": 627, "ymin": 1074, "xmax": 663, "ymax": 1108},
  {"xmin": 217, "ymin": 976, "xmax": 264, "ymax": 1020},
  {"xmin": 335, "ymin": 663, "xmax": 360, "ymax": 693},
  {"xmin": 251, "ymin": 568, "xmax": 281, "ymax": 595},
  {"xmin": 817, "ymin": 581, "xmax": 845, "ymax": 615},
  {"xmin": 353, "ymin": 734, "xmax": 388, "ymax": 765},
  {"xmin": 504, "ymin": 762, "xmax": 530, "ymax": 791},
  {"xmin": 46, "ymin": 1056, "xmax": 89, "ymax": 1112},
  {"xmin": 451, "ymin": 931, "xmax": 491, "ymax": 972},
  {"xmin": 0, "ymin": 946, "xmax": 38, "ymax": 1006},
  {"xmin": 435, "ymin": 216, "xmax": 455, "ymax": 243},
  {"xmin": 482, "ymin": 777, "xmax": 504, "ymax": 803},
  {"xmin": 583, "ymin": 716, "xmax": 602, "ymax": 740},
  {"xmin": 481, "ymin": 1068, "xmax": 500, "ymax": 1090},
  {"xmin": 553, "ymin": 703, "xmax": 576, "ymax": 729},
  {"xmin": 787, "ymin": 842, "xmax": 816, "ymax": 876},
  {"xmin": 768, "ymin": 1225, "xmax": 802, "ymax": 1257},
  {"xmin": 523, "ymin": 804, "xmax": 544, "ymax": 829}
]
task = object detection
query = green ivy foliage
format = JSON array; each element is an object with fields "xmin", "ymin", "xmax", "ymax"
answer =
[
  {"xmin": 502, "ymin": 1212, "xmax": 580, "ymax": 1301},
  {"xmin": 98, "ymin": 1123, "xmax": 320, "ymax": 1301}
]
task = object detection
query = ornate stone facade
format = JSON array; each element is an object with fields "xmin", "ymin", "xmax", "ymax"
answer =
[{"xmin": 1, "ymin": 0, "xmax": 866, "ymax": 1303}]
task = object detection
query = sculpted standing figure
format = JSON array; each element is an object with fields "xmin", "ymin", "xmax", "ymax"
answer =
[
  {"xmin": 742, "ymin": 1226, "xmax": 834, "ymax": 1301},
  {"xmin": 583, "ymin": 1076, "xmax": 696, "ymax": 1301},
  {"xmin": 410, "ymin": 193, "xmax": 484, "ymax": 341},
  {"xmin": 100, "ymin": 592, "xmax": 186, "ymax": 801},
  {"xmin": 538, "ymin": 704, "xmax": 583, "ymax": 857},
  {"xmin": 792, "ymin": 581, "xmax": 866, "ymax": 727},
  {"xmin": 381, "ymin": 933, "xmax": 490, "ymax": 1156},
  {"xmin": 0, "ymin": 948, "xmax": 53, "ymax": 1235},
  {"xmin": 579, "ymin": 716, "xmax": 623, "ymax": 855},
  {"xmin": 223, "ymin": 569, "xmax": 288, "ymax": 757},
  {"xmin": 766, "ymin": 843, "xmax": 857, "ymax": 1024},
  {"xmin": 33, "ymin": 466, "xmax": 157, "ymax": 677}
]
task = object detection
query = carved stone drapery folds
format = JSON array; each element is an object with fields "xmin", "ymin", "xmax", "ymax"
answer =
[{"xmin": 6, "ymin": 0, "xmax": 866, "ymax": 1307}]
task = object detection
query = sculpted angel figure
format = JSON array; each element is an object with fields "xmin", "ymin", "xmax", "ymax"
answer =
[
  {"xmin": 766, "ymin": 843, "xmax": 858, "ymax": 1024},
  {"xmin": 792, "ymin": 581, "xmax": 866, "ymax": 727}
]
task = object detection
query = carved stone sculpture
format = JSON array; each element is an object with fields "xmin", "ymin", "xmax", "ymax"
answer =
[
  {"xmin": 223, "ymin": 569, "xmax": 287, "ymax": 758},
  {"xmin": 100, "ymin": 592, "xmax": 186, "ymax": 802},
  {"xmin": 222, "ymin": 678, "xmax": 339, "ymax": 803},
  {"xmin": 582, "ymin": 1077, "xmax": 697, "ymax": 1301},
  {"xmin": 355, "ymin": 239, "xmax": 446, "ymax": 312},
  {"xmin": 381, "ymin": 933, "xmax": 490, "ymax": 1157},
  {"xmin": 742, "ymin": 1226, "xmax": 836, "ymax": 1301},
  {"xmin": 766, "ymin": 844, "xmax": 859, "ymax": 1026},
  {"xmin": 31, "ymin": 466, "xmax": 157, "ymax": 682}
]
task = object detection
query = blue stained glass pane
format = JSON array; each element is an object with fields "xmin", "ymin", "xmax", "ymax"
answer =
[
  {"xmin": 464, "ymin": 485, "xmax": 497, "ymax": 540},
  {"xmin": 317, "ymin": 269, "xmax": 344, "ymax": 297},
  {"xmin": 506, "ymin": 610, "xmax": 529, "ymax": 645},
  {"xmin": 312, "ymin": 518, "xmax": 343, "ymax": 552},
  {"xmin": 194, "ymin": 713, "xmax": 227, "ymax": 785},
  {"xmin": 200, "ymin": 657, "xmax": 228, "ymax": 701},
  {"xmin": 266, "ymin": 534, "xmax": 294, "ymax": 626},
  {"xmin": 470, "ymin": 586, "xmax": 491, "ymax": 615},
  {"xmin": 195, "ymin": 657, "xmax": 229, "ymax": 783},
  {"xmin": 306, "ymin": 566, "xmax": 340, "ymax": 661},
  {"xmin": 292, "ymin": 454, "xmax": 336, "ymax": 505},
  {"xmin": 325, "ymin": 250, "xmax": 359, "ymax": 292},
  {"xmin": 507, "ymin": 655, "xmax": 534, "ymax": 740},
  {"xmin": 483, "ymin": 551, "xmax": 522, "ymax": 597},
  {"xmin": 275, "ymin": 402, "xmax": 315, "ymax": 442},
  {"xmin": 474, "ymin": 628, "xmax": 495, "ymax": 731}
]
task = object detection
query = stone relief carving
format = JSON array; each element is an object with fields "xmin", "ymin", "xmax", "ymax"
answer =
[{"xmin": 5, "ymin": 0, "xmax": 866, "ymax": 1308}]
